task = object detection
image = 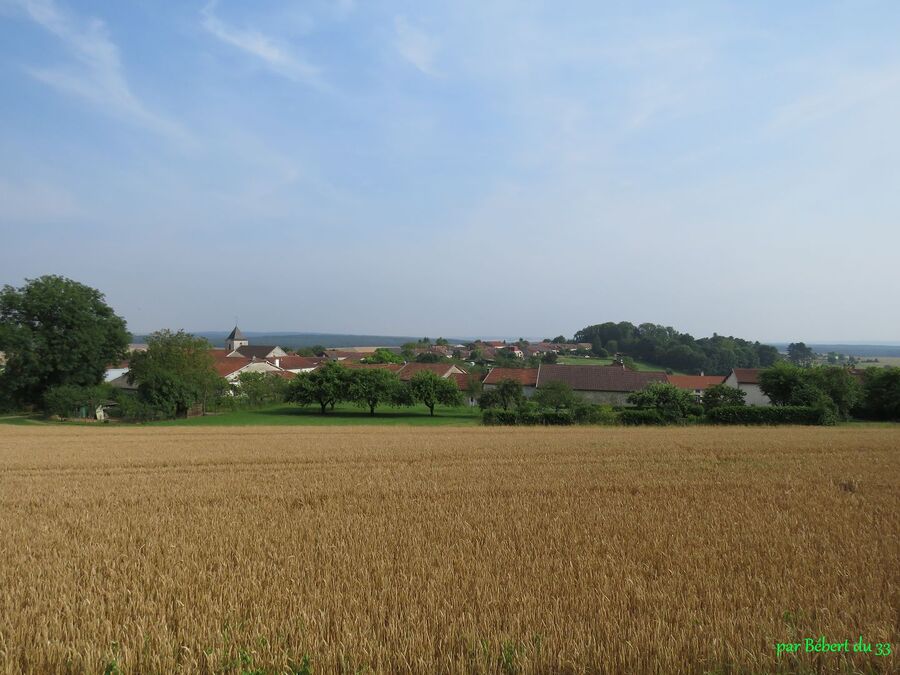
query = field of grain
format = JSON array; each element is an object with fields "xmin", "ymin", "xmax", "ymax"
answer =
[{"xmin": 0, "ymin": 426, "xmax": 897, "ymax": 674}]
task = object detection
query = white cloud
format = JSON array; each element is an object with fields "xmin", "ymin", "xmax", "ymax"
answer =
[
  {"xmin": 394, "ymin": 15, "xmax": 439, "ymax": 76},
  {"xmin": 11, "ymin": 0, "xmax": 186, "ymax": 140},
  {"xmin": 201, "ymin": 1, "xmax": 320, "ymax": 85}
]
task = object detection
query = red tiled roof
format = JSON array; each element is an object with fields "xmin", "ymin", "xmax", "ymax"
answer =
[
  {"xmin": 213, "ymin": 358, "xmax": 251, "ymax": 377},
  {"xmin": 450, "ymin": 372, "xmax": 471, "ymax": 391},
  {"xmin": 536, "ymin": 364, "xmax": 667, "ymax": 392},
  {"xmin": 732, "ymin": 368, "xmax": 761, "ymax": 384},
  {"xmin": 274, "ymin": 356, "xmax": 324, "ymax": 370},
  {"xmin": 483, "ymin": 367, "xmax": 539, "ymax": 386},
  {"xmin": 667, "ymin": 375, "xmax": 726, "ymax": 390}
]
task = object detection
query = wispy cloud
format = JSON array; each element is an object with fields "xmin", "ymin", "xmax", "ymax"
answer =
[
  {"xmin": 10, "ymin": 0, "xmax": 186, "ymax": 140},
  {"xmin": 201, "ymin": 1, "xmax": 320, "ymax": 85},
  {"xmin": 394, "ymin": 15, "xmax": 439, "ymax": 76}
]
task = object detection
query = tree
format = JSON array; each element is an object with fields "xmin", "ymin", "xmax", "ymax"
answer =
[
  {"xmin": 362, "ymin": 348, "xmax": 404, "ymax": 364},
  {"xmin": 127, "ymin": 330, "xmax": 221, "ymax": 418},
  {"xmin": 348, "ymin": 368, "xmax": 398, "ymax": 415},
  {"xmin": 859, "ymin": 367, "xmax": 900, "ymax": 421},
  {"xmin": 787, "ymin": 342, "xmax": 815, "ymax": 367},
  {"xmin": 43, "ymin": 383, "xmax": 114, "ymax": 418},
  {"xmin": 758, "ymin": 362, "xmax": 807, "ymax": 406},
  {"xmin": 490, "ymin": 379, "xmax": 524, "ymax": 410},
  {"xmin": 285, "ymin": 361, "xmax": 349, "ymax": 414},
  {"xmin": 408, "ymin": 371, "xmax": 463, "ymax": 416},
  {"xmin": 702, "ymin": 384, "xmax": 746, "ymax": 413},
  {"xmin": 401, "ymin": 342, "xmax": 418, "ymax": 359},
  {"xmin": 807, "ymin": 367, "xmax": 861, "ymax": 419},
  {"xmin": 415, "ymin": 352, "xmax": 442, "ymax": 363},
  {"xmin": 551, "ymin": 335, "xmax": 567, "ymax": 344},
  {"xmin": 533, "ymin": 380, "xmax": 579, "ymax": 411},
  {"xmin": 435, "ymin": 337, "xmax": 448, "ymax": 346},
  {"xmin": 627, "ymin": 382, "xmax": 696, "ymax": 422},
  {"xmin": 541, "ymin": 351, "xmax": 558, "ymax": 364},
  {"xmin": 0, "ymin": 275, "xmax": 128, "ymax": 408},
  {"xmin": 236, "ymin": 371, "xmax": 287, "ymax": 407}
]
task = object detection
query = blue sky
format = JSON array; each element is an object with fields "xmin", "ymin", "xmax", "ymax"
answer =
[{"xmin": 1, "ymin": 0, "xmax": 898, "ymax": 341}]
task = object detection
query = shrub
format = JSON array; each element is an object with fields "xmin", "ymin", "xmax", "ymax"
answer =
[
  {"xmin": 620, "ymin": 409, "xmax": 666, "ymax": 426},
  {"xmin": 541, "ymin": 410, "xmax": 574, "ymax": 425},
  {"xmin": 706, "ymin": 405, "xmax": 822, "ymax": 425},
  {"xmin": 517, "ymin": 410, "xmax": 541, "ymax": 425},
  {"xmin": 572, "ymin": 403, "xmax": 619, "ymax": 425}
]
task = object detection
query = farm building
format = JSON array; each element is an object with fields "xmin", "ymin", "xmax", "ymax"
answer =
[
  {"xmin": 667, "ymin": 374, "xmax": 727, "ymax": 402},
  {"xmin": 724, "ymin": 368, "xmax": 771, "ymax": 406},
  {"xmin": 482, "ymin": 367, "xmax": 539, "ymax": 397},
  {"xmin": 536, "ymin": 363, "xmax": 667, "ymax": 405}
]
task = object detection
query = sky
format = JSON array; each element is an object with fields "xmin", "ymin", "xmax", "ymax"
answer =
[{"xmin": 1, "ymin": 0, "xmax": 899, "ymax": 342}]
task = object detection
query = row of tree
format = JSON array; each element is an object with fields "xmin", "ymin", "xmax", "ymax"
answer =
[{"xmin": 285, "ymin": 362, "xmax": 463, "ymax": 416}]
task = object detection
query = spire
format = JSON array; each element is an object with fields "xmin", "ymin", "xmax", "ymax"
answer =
[{"xmin": 226, "ymin": 326, "xmax": 245, "ymax": 341}]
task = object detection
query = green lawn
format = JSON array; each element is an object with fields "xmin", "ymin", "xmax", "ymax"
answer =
[
  {"xmin": 154, "ymin": 403, "xmax": 482, "ymax": 426},
  {"xmin": 556, "ymin": 356, "xmax": 681, "ymax": 373}
]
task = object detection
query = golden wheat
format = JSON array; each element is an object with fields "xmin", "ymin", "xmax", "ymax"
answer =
[{"xmin": 0, "ymin": 426, "xmax": 897, "ymax": 674}]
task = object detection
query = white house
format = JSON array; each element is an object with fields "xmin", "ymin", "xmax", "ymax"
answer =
[{"xmin": 724, "ymin": 368, "xmax": 771, "ymax": 406}]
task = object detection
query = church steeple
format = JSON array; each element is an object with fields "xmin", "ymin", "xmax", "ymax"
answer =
[{"xmin": 225, "ymin": 325, "xmax": 249, "ymax": 353}]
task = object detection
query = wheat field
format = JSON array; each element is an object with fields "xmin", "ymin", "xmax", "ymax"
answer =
[{"xmin": 0, "ymin": 425, "xmax": 897, "ymax": 674}]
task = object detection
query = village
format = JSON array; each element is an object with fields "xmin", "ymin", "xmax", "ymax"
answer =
[{"xmin": 103, "ymin": 326, "xmax": 774, "ymax": 411}]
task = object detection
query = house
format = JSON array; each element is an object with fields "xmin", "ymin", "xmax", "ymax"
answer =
[
  {"xmin": 451, "ymin": 372, "xmax": 480, "ymax": 406},
  {"xmin": 724, "ymin": 368, "xmax": 771, "ymax": 406},
  {"xmin": 482, "ymin": 367, "xmax": 540, "ymax": 397},
  {"xmin": 396, "ymin": 362, "xmax": 467, "ymax": 381},
  {"xmin": 213, "ymin": 354, "xmax": 284, "ymax": 382},
  {"xmin": 667, "ymin": 374, "xmax": 726, "ymax": 402},
  {"xmin": 535, "ymin": 363, "xmax": 667, "ymax": 405},
  {"xmin": 224, "ymin": 326, "xmax": 287, "ymax": 360}
]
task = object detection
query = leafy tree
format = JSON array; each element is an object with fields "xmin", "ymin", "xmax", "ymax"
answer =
[
  {"xmin": 627, "ymin": 382, "xmax": 696, "ymax": 422},
  {"xmin": 435, "ymin": 337, "xmax": 448, "ymax": 346},
  {"xmin": 0, "ymin": 275, "xmax": 128, "ymax": 408},
  {"xmin": 859, "ymin": 367, "xmax": 900, "ymax": 421},
  {"xmin": 408, "ymin": 371, "xmax": 463, "ymax": 416},
  {"xmin": 363, "ymin": 348, "xmax": 404, "ymax": 364},
  {"xmin": 296, "ymin": 345, "xmax": 326, "ymax": 357},
  {"xmin": 702, "ymin": 384, "xmax": 746, "ymax": 413},
  {"xmin": 415, "ymin": 352, "xmax": 442, "ymax": 363},
  {"xmin": 43, "ymin": 383, "xmax": 114, "ymax": 418},
  {"xmin": 787, "ymin": 342, "xmax": 815, "ymax": 367},
  {"xmin": 128, "ymin": 330, "xmax": 221, "ymax": 418},
  {"xmin": 285, "ymin": 361, "xmax": 349, "ymax": 414},
  {"xmin": 401, "ymin": 342, "xmax": 418, "ymax": 359},
  {"xmin": 542, "ymin": 351, "xmax": 559, "ymax": 364},
  {"xmin": 807, "ymin": 367, "xmax": 861, "ymax": 419},
  {"xmin": 551, "ymin": 335, "xmax": 567, "ymax": 344},
  {"xmin": 758, "ymin": 362, "xmax": 807, "ymax": 406},
  {"xmin": 533, "ymin": 381, "xmax": 579, "ymax": 411},
  {"xmin": 605, "ymin": 339, "xmax": 618, "ymax": 354},
  {"xmin": 488, "ymin": 379, "xmax": 524, "ymax": 410},
  {"xmin": 348, "ymin": 368, "xmax": 398, "ymax": 415},
  {"xmin": 236, "ymin": 371, "xmax": 287, "ymax": 407}
]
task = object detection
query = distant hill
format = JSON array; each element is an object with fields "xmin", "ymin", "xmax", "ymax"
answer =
[
  {"xmin": 772, "ymin": 343, "xmax": 900, "ymax": 358},
  {"xmin": 130, "ymin": 331, "xmax": 461, "ymax": 350}
]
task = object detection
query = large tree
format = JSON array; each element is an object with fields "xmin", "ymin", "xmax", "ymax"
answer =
[
  {"xmin": 533, "ymin": 381, "xmax": 578, "ymax": 411},
  {"xmin": 127, "ymin": 330, "xmax": 221, "ymax": 418},
  {"xmin": 408, "ymin": 371, "xmax": 463, "ymax": 416},
  {"xmin": 0, "ymin": 275, "xmax": 128, "ymax": 407},
  {"xmin": 348, "ymin": 368, "xmax": 398, "ymax": 415},
  {"xmin": 787, "ymin": 342, "xmax": 815, "ymax": 367},
  {"xmin": 286, "ymin": 361, "xmax": 349, "ymax": 414}
]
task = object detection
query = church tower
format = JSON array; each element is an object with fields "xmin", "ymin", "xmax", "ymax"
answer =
[{"xmin": 225, "ymin": 326, "xmax": 249, "ymax": 353}]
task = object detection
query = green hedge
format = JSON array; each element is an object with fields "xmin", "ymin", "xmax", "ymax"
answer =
[
  {"xmin": 482, "ymin": 409, "xmax": 574, "ymax": 425},
  {"xmin": 706, "ymin": 405, "xmax": 822, "ymax": 425},
  {"xmin": 619, "ymin": 409, "xmax": 666, "ymax": 426}
]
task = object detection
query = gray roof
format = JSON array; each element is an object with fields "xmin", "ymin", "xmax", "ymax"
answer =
[
  {"xmin": 235, "ymin": 345, "xmax": 278, "ymax": 359},
  {"xmin": 226, "ymin": 326, "xmax": 245, "ymax": 341}
]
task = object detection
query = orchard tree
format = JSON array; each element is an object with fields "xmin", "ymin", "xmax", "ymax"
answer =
[
  {"xmin": 533, "ymin": 380, "xmax": 579, "ymax": 411},
  {"xmin": 127, "ymin": 330, "xmax": 221, "ymax": 418},
  {"xmin": 409, "ymin": 370, "xmax": 463, "ymax": 416},
  {"xmin": 0, "ymin": 275, "xmax": 128, "ymax": 407},
  {"xmin": 286, "ymin": 361, "xmax": 349, "ymax": 414},
  {"xmin": 348, "ymin": 368, "xmax": 398, "ymax": 415},
  {"xmin": 491, "ymin": 378, "xmax": 524, "ymax": 410}
]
